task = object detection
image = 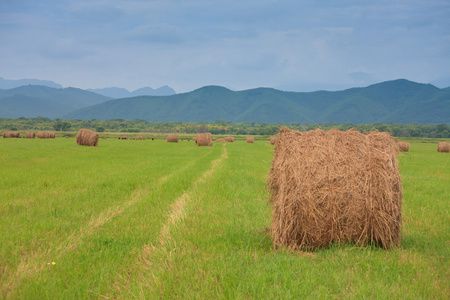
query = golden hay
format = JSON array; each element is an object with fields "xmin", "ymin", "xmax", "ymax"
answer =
[
  {"xmin": 135, "ymin": 136, "xmax": 143, "ymax": 140},
  {"xmin": 225, "ymin": 137, "xmax": 234, "ymax": 142},
  {"xmin": 3, "ymin": 131, "xmax": 20, "ymax": 138},
  {"xmin": 397, "ymin": 142, "xmax": 410, "ymax": 152},
  {"xmin": 437, "ymin": 142, "xmax": 450, "ymax": 153},
  {"xmin": 269, "ymin": 136, "xmax": 278, "ymax": 145},
  {"xmin": 76, "ymin": 129, "xmax": 99, "ymax": 146},
  {"xmin": 196, "ymin": 133, "xmax": 212, "ymax": 146},
  {"xmin": 36, "ymin": 131, "xmax": 55, "ymax": 139},
  {"xmin": 25, "ymin": 132, "xmax": 35, "ymax": 139},
  {"xmin": 166, "ymin": 134, "xmax": 179, "ymax": 143},
  {"xmin": 216, "ymin": 138, "xmax": 226, "ymax": 143},
  {"xmin": 268, "ymin": 127, "xmax": 402, "ymax": 250},
  {"xmin": 246, "ymin": 136, "xmax": 254, "ymax": 143}
]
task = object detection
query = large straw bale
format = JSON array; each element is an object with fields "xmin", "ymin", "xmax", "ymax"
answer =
[
  {"xmin": 437, "ymin": 142, "xmax": 450, "ymax": 153},
  {"xmin": 398, "ymin": 142, "xmax": 410, "ymax": 152},
  {"xmin": 268, "ymin": 127, "xmax": 402, "ymax": 250},
  {"xmin": 76, "ymin": 129, "xmax": 99, "ymax": 146},
  {"xmin": 25, "ymin": 132, "xmax": 35, "ymax": 138},
  {"xmin": 225, "ymin": 137, "xmax": 234, "ymax": 142},
  {"xmin": 166, "ymin": 134, "xmax": 179, "ymax": 143},
  {"xmin": 246, "ymin": 136, "xmax": 254, "ymax": 143},
  {"xmin": 196, "ymin": 133, "xmax": 212, "ymax": 146},
  {"xmin": 3, "ymin": 131, "xmax": 20, "ymax": 138}
]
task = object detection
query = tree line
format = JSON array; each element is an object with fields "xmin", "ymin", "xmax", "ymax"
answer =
[{"xmin": 1, "ymin": 117, "xmax": 449, "ymax": 138}]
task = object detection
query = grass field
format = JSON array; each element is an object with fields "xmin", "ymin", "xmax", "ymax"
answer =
[{"xmin": 1, "ymin": 137, "xmax": 449, "ymax": 299}]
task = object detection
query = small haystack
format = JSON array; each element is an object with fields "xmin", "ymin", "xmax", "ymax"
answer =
[
  {"xmin": 398, "ymin": 142, "xmax": 410, "ymax": 152},
  {"xmin": 216, "ymin": 138, "xmax": 226, "ymax": 143},
  {"xmin": 3, "ymin": 131, "xmax": 20, "ymax": 138},
  {"xmin": 166, "ymin": 134, "xmax": 179, "ymax": 143},
  {"xmin": 37, "ymin": 131, "xmax": 55, "ymax": 139},
  {"xmin": 268, "ymin": 127, "xmax": 402, "ymax": 250},
  {"xmin": 269, "ymin": 136, "xmax": 278, "ymax": 145},
  {"xmin": 25, "ymin": 132, "xmax": 35, "ymax": 139},
  {"xmin": 225, "ymin": 137, "xmax": 234, "ymax": 142},
  {"xmin": 196, "ymin": 133, "xmax": 212, "ymax": 146},
  {"xmin": 135, "ymin": 136, "xmax": 143, "ymax": 140},
  {"xmin": 76, "ymin": 129, "xmax": 99, "ymax": 146},
  {"xmin": 246, "ymin": 136, "xmax": 254, "ymax": 143},
  {"xmin": 437, "ymin": 142, "xmax": 450, "ymax": 153}
]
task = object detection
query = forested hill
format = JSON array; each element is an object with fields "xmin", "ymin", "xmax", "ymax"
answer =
[{"xmin": 62, "ymin": 79, "xmax": 450, "ymax": 123}]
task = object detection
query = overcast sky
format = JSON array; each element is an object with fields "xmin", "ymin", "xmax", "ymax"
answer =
[{"xmin": 1, "ymin": 0, "xmax": 449, "ymax": 93}]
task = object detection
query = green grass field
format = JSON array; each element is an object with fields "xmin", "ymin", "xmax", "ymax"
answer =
[{"xmin": 1, "ymin": 137, "xmax": 449, "ymax": 299}]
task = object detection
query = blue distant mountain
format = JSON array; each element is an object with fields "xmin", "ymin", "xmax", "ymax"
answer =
[
  {"xmin": 87, "ymin": 85, "xmax": 176, "ymax": 98},
  {"xmin": 62, "ymin": 79, "xmax": 450, "ymax": 124}
]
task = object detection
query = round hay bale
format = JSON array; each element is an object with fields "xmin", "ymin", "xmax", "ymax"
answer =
[
  {"xmin": 269, "ymin": 136, "xmax": 278, "ymax": 145},
  {"xmin": 268, "ymin": 127, "xmax": 402, "ymax": 250},
  {"xmin": 37, "ymin": 131, "xmax": 54, "ymax": 139},
  {"xmin": 76, "ymin": 129, "xmax": 99, "ymax": 146},
  {"xmin": 3, "ymin": 131, "xmax": 20, "ymax": 138},
  {"xmin": 135, "ymin": 136, "xmax": 143, "ymax": 140},
  {"xmin": 25, "ymin": 132, "xmax": 35, "ymax": 139},
  {"xmin": 437, "ymin": 142, "xmax": 450, "ymax": 153},
  {"xmin": 166, "ymin": 134, "xmax": 179, "ymax": 143},
  {"xmin": 246, "ymin": 136, "xmax": 254, "ymax": 143},
  {"xmin": 216, "ymin": 138, "xmax": 226, "ymax": 143},
  {"xmin": 224, "ymin": 137, "xmax": 234, "ymax": 142},
  {"xmin": 196, "ymin": 133, "xmax": 212, "ymax": 146},
  {"xmin": 397, "ymin": 142, "xmax": 410, "ymax": 152}
]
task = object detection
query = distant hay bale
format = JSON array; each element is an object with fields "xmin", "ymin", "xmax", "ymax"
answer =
[
  {"xmin": 166, "ymin": 134, "xmax": 179, "ymax": 143},
  {"xmin": 268, "ymin": 127, "xmax": 402, "ymax": 250},
  {"xmin": 246, "ymin": 136, "xmax": 254, "ymax": 143},
  {"xmin": 76, "ymin": 129, "xmax": 99, "ymax": 146},
  {"xmin": 398, "ymin": 142, "xmax": 410, "ymax": 152},
  {"xmin": 196, "ymin": 133, "xmax": 212, "ymax": 146},
  {"xmin": 102, "ymin": 137, "xmax": 107, "ymax": 140},
  {"xmin": 225, "ymin": 137, "xmax": 234, "ymax": 142},
  {"xmin": 3, "ymin": 131, "xmax": 20, "ymax": 138},
  {"xmin": 437, "ymin": 142, "xmax": 450, "ymax": 153},
  {"xmin": 25, "ymin": 132, "xmax": 35, "ymax": 138},
  {"xmin": 269, "ymin": 136, "xmax": 278, "ymax": 145},
  {"xmin": 135, "ymin": 136, "xmax": 143, "ymax": 140},
  {"xmin": 212, "ymin": 137, "xmax": 216, "ymax": 141},
  {"xmin": 37, "ymin": 131, "xmax": 55, "ymax": 139},
  {"xmin": 216, "ymin": 138, "xmax": 226, "ymax": 143},
  {"xmin": 121, "ymin": 136, "xmax": 128, "ymax": 140}
]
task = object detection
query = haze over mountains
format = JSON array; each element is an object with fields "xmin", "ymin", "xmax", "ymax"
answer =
[{"xmin": 0, "ymin": 78, "xmax": 449, "ymax": 124}]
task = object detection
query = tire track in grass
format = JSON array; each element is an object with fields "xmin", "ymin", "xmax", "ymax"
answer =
[
  {"xmin": 112, "ymin": 144, "xmax": 228, "ymax": 297},
  {"xmin": 2, "ymin": 150, "xmax": 213, "ymax": 298}
]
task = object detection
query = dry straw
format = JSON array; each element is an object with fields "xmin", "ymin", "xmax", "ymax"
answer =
[
  {"xmin": 25, "ymin": 132, "xmax": 35, "ymax": 139},
  {"xmin": 3, "ymin": 131, "xmax": 20, "ymax": 138},
  {"xmin": 216, "ymin": 138, "xmax": 226, "ymax": 143},
  {"xmin": 196, "ymin": 133, "xmax": 212, "ymax": 146},
  {"xmin": 225, "ymin": 137, "xmax": 234, "ymax": 142},
  {"xmin": 135, "ymin": 136, "xmax": 143, "ymax": 140},
  {"xmin": 437, "ymin": 142, "xmax": 450, "ymax": 153},
  {"xmin": 76, "ymin": 129, "xmax": 99, "ymax": 146},
  {"xmin": 246, "ymin": 136, "xmax": 254, "ymax": 143},
  {"xmin": 166, "ymin": 134, "xmax": 179, "ymax": 143},
  {"xmin": 268, "ymin": 127, "xmax": 402, "ymax": 250},
  {"xmin": 398, "ymin": 142, "xmax": 410, "ymax": 152},
  {"xmin": 269, "ymin": 136, "xmax": 278, "ymax": 145},
  {"xmin": 37, "ymin": 132, "xmax": 55, "ymax": 139}
]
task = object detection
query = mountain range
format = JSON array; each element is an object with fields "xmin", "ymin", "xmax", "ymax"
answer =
[
  {"xmin": 87, "ymin": 86, "xmax": 176, "ymax": 98},
  {"xmin": 0, "ymin": 79, "xmax": 449, "ymax": 123}
]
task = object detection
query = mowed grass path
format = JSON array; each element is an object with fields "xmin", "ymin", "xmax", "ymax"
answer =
[{"xmin": 1, "ymin": 137, "xmax": 449, "ymax": 299}]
